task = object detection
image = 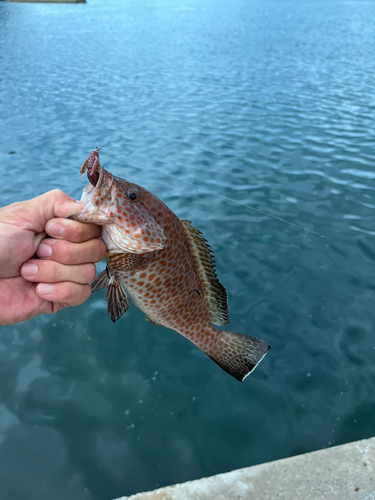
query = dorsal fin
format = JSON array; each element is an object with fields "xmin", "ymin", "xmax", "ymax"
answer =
[{"xmin": 181, "ymin": 220, "xmax": 229, "ymax": 326}]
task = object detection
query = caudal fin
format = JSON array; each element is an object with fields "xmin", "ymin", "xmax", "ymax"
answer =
[{"xmin": 206, "ymin": 330, "xmax": 270, "ymax": 382}]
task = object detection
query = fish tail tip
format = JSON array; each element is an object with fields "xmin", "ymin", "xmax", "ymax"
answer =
[
  {"xmin": 207, "ymin": 331, "xmax": 270, "ymax": 382},
  {"xmin": 240, "ymin": 343, "xmax": 271, "ymax": 382}
]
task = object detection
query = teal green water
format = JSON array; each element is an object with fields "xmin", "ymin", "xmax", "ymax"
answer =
[{"xmin": 1, "ymin": 0, "xmax": 375, "ymax": 498}]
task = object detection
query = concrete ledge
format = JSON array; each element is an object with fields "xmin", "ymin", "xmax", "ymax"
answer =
[
  {"xmin": 115, "ymin": 437, "xmax": 375, "ymax": 500},
  {"xmin": 5, "ymin": 0, "xmax": 85, "ymax": 3}
]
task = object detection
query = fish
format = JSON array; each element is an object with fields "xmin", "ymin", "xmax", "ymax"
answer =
[{"xmin": 71, "ymin": 149, "xmax": 270, "ymax": 381}]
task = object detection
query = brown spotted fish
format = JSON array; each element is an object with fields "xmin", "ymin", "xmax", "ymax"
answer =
[{"xmin": 72, "ymin": 149, "xmax": 270, "ymax": 381}]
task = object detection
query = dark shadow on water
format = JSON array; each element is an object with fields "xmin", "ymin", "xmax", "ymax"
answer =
[{"xmin": 336, "ymin": 402, "xmax": 375, "ymax": 446}]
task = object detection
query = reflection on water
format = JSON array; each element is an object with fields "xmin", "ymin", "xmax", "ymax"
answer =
[{"xmin": 1, "ymin": 0, "xmax": 375, "ymax": 498}]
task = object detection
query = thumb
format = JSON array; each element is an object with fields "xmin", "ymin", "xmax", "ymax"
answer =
[
  {"xmin": 1, "ymin": 190, "xmax": 85, "ymax": 233},
  {"xmin": 42, "ymin": 189, "xmax": 86, "ymax": 220}
]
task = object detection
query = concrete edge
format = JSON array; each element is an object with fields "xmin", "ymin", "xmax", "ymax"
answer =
[
  {"xmin": 5, "ymin": 1, "xmax": 86, "ymax": 3},
  {"xmin": 115, "ymin": 437, "xmax": 375, "ymax": 500}
]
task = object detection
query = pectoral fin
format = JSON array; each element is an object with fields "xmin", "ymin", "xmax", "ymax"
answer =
[
  {"xmin": 106, "ymin": 252, "xmax": 146, "ymax": 272},
  {"xmin": 105, "ymin": 275, "xmax": 130, "ymax": 322},
  {"xmin": 90, "ymin": 268, "xmax": 110, "ymax": 293}
]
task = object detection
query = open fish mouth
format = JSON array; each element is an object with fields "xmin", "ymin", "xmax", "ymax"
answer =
[
  {"xmin": 77, "ymin": 149, "xmax": 111, "ymax": 209},
  {"xmin": 80, "ymin": 149, "xmax": 102, "ymax": 187},
  {"xmin": 87, "ymin": 168, "xmax": 100, "ymax": 187}
]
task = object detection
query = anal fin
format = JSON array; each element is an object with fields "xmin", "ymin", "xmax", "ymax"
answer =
[
  {"xmin": 90, "ymin": 268, "xmax": 110, "ymax": 293},
  {"xmin": 105, "ymin": 275, "xmax": 130, "ymax": 322},
  {"xmin": 146, "ymin": 316, "xmax": 161, "ymax": 326}
]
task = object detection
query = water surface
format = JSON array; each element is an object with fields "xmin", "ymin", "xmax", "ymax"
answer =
[{"xmin": 1, "ymin": 0, "xmax": 375, "ymax": 499}]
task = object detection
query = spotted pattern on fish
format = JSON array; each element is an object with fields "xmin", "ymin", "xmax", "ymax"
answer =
[{"xmin": 73, "ymin": 150, "xmax": 270, "ymax": 381}]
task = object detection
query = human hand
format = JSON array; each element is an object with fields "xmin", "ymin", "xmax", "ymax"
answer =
[{"xmin": 0, "ymin": 189, "xmax": 106, "ymax": 325}]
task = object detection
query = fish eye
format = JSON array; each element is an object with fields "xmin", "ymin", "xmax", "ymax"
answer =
[{"xmin": 127, "ymin": 188, "xmax": 140, "ymax": 202}]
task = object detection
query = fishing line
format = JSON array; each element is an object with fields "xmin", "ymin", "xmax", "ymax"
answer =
[
  {"xmin": 0, "ymin": 129, "xmax": 327, "ymax": 239},
  {"xmin": 98, "ymin": 146, "xmax": 328, "ymax": 239},
  {"xmin": 0, "ymin": 93, "xmax": 328, "ymax": 239}
]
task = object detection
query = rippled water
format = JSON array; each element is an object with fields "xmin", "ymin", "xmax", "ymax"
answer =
[{"xmin": 1, "ymin": 0, "xmax": 375, "ymax": 498}]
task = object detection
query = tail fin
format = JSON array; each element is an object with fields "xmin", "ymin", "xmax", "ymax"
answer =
[{"xmin": 207, "ymin": 331, "xmax": 270, "ymax": 381}]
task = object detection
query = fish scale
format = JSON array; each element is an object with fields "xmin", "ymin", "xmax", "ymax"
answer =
[{"xmin": 73, "ymin": 149, "xmax": 270, "ymax": 381}]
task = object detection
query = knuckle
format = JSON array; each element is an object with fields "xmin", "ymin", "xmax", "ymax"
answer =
[
  {"xmin": 81, "ymin": 285, "xmax": 92, "ymax": 303},
  {"xmin": 91, "ymin": 238, "xmax": 106, "ymax": 261},
  {"xmin": 59, "ymin": 240, "xmax": 74, "ymax": 263},
  {"xmin": 56, "ymin": 282, "xmax": 75, "ymax": 302},
  {"xmin": 47, "ymin": 189, "xmax": 67, "ymax": 207},
  {"xmin": 67, "ymin": 283, "xmax": 91, "ymax": 306},
  {"xmin": 97, "ymin": 239, "xmax": 107, "ymax": 259},
  {"xmin": 50, "ymin": 189, "xmax": 65, "ymax": 199},
  {"xmin": 74, "ymin": 223, "xmax": 88, "ymax": 242},
  {"xmin": 36, "ymin": 261, "xmax": 57, "ymax": 282},
  {"xmin": 50, "ymin": 262, "xmax": 62, "ymax": 282},
  {"xmin": 86, "ymin": 263, "xmax": 97, "ymax": 283}
]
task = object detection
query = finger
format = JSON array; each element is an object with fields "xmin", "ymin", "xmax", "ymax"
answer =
[
  {"xmin": 21, "ymin": 259, "xmax": 96, "ymax": 285},
  {"xmin": 36, "ymin": 237, "xmax": 106, "ymax": 265},
  {"xmin": 36, "ymin": 282, "xmax": 92, "ymax": 307},
  {"xmin": 33, "ymin": 231, "xmax": 47, "ymax": 247},
  {"xmin": 3, "ymin": 190, "xmax": 86, "ymax": 233},
  {"xmin": 43, "ymin": 189, "xmax": 86, "ymax": 220},
  {"xmin": 45, "ymin": 218, "xmax": 102, "ymax": 242}
]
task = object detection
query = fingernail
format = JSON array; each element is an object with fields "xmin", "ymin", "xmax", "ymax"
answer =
[
  {"xmin": 21, "ymin": 263, "xmax": 38, "ymax": 277},
  {"xmin": 37, "ymin": 243, "xmax": 52, "ymax": 258},
  {"xmin": 47, "ymin": 223, "xmax": 65, "ymax": 237},
  {"xmin": 38, "ymin": 283, "xmax": 54, "ymax": 295}
]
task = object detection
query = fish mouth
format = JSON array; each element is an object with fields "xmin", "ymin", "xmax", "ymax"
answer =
[
  {"xmin": 88, "ymin": 168, "xmax": 100, "ymax": 187},
  {"xmin": 80, "ymin": 150, "xmax": 102, "ymax": 188}
]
